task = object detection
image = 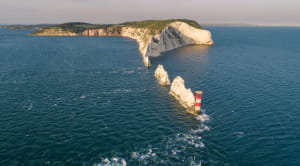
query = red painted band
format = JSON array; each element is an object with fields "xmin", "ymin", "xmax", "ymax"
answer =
[{"xmin": 195, "ymin": 103, "xmax": 202, "ymax": 106}]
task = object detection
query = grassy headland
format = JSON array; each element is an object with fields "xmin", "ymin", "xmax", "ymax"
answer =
[{"xmin": 31, "ymin": 19, "xmax": 203, "ymax": 35}]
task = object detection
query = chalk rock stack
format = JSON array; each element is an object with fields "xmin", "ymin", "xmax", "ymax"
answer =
[
  {"xmin": 170, "ymin": 76, "xmax": 195, "ymax": 109},
  {"xmin": 154, "ymin": 65, "xmax": 171, "ymax": 85}
]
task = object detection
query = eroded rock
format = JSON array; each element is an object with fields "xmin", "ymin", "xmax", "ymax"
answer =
[
  {"xmin": 154, "ymin": 64, "xmax": 170, "ymax": 85},
  {"xmin": 170, "ymin": 76, "xmax": 195, "ymax": 109}
]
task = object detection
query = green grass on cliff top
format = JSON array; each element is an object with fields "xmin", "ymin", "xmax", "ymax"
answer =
[
  {"xmin": 124, "ymin": 19, "xmax": 202, "ymax": 30},
  {"xmin": 31, "ymin": 19, "xmax": 203, "ymax": 35},
  {"xmin": 30, "ymin": 22, "xmax": 111, "ymax": 34}
]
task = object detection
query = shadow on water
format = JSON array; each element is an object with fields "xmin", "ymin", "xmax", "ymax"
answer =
[{"xmin": 151, "ymin": 45, "xmax": 210, "ymax": 67}]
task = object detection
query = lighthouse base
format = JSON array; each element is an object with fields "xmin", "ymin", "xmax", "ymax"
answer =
[{"xmin": 186, "ymin": 108, "xmax": 200, "ymax": 115}]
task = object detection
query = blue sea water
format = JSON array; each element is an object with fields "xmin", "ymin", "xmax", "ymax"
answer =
[{"xmin": 0, "ymin": 27, "xmax": 299, "ymax": 166}]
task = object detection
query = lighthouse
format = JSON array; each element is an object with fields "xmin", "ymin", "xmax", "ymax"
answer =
[{"xmin": 195, "ymin": 91, "xmax": 203, "ymax": 113}]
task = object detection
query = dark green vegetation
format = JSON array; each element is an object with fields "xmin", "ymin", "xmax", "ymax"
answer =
[
  {"xmin": 30, "ymin": 22, "xmax": 111, "ymax": 35},
  {"xmin": 49, "ymin": 22, "xmax": 111, "ymax": 33},
  {"xmin": 31, "ymin": 19, "xmax": 203, "ymax": 35}
]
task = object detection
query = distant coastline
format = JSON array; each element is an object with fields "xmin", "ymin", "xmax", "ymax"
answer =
[
  {"xmin": 204, "ymin": 23, "xmax": 300, "ymax": 27},
  {"xmin": 2, "ymin": 23, "xmax": 300, "ymax": 30},
  {"xmin": 0, "ymin": 24, "xmax": 54, "ymax": 30},
  {"xmin": 202, "ymin": 23, "xmax": 258, "ymax": 27}
]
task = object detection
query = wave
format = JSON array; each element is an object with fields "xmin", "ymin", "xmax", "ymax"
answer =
[
  {"xmin": 93, "ymin": 157, "xmax": 127, "ymax": 166},
  {"xmin": 195, "ymin": 110, "xmax": 210, "ymax": 122},
  {"xmin": 107, "ymin": 67, "xmax": 145, "ymax": 76},
  {"xmin": 93, "ymin": 113, "xmax": 210, "ymax": 165}
]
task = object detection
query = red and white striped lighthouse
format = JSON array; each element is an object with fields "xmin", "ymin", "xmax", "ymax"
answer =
[{"xmin": 195, "ymin": 91, "xmax": 203, "ymax": 113}]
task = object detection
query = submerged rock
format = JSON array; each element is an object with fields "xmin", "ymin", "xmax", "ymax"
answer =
[
  {"xmin": 154, "ymin": 64, "xmax": 171, "ymax": 85},
  {"xmin": 170, "ymin": 76, "xmax": 195, "ymax": 109}
]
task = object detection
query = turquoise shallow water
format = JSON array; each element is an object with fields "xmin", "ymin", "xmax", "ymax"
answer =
[{"xmin": 0, "ymin": 27, "xmax": 299, "ymax": 166}]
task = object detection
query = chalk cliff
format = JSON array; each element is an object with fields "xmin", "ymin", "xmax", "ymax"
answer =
[
  {"xmin": 154, "ymin": 64, "xmax": 170, "ymax": 85},
  {"xmin": 170, "ymin": 76, "xmax": 195, "ymax": 109},
  {"xmin": 145, "ymin": 22, "xmax": 213, "ymax": 58},
  {"xmin": 32, "ymin": 27, "xmax": 78, "ymax": 36},
  {"xmin": 31, "ymin": 20, "xmax": 214, "ymax": 66}
]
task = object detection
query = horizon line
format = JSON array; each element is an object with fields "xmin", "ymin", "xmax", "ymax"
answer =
[{"xmin": 1, "ymin": 21, "xmax": 300, "ymax": 27}]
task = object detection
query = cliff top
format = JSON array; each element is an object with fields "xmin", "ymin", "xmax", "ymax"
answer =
[
  {"xmin": 31, "ymin": 19, "xmax": 203, "ymax": 35},
  {"xmin": 123, "ymin": 19, "xmax": 203, "ymax": 34}
]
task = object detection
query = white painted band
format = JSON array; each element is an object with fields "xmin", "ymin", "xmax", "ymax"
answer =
[{"xmin": 196, "ymin": 99, "xmax": 202, "ymax": 103}]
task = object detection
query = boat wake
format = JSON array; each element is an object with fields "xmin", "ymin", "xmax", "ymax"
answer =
[
  {"xmin": 195, "ymin": 109, "xmax": 210, "ymax": 122},
  {"xmin": 93, "ymin": 157, "xmax": 127, "ymax": 166},
  {"xmin": 94, "ymin": 113, "xmax": 210, "ymax": 166}
]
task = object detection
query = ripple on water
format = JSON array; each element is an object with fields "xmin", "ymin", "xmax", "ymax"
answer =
[
  {"xmin": 92, "ymin": 114, "xmax": 217, "ymax": 166},
  {"xmin": 2, "ymin": 28, "xmax": 300, "ymax": 166}
]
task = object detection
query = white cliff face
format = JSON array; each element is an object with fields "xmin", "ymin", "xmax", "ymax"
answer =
[
  {"xmin": 33, "ymin": 28, "xmax": 78, "ymax": 36},
  {"xmin": 145, "ymin": 22, "xmax": 213, "ymax": 58},
  {"xmin": 169, "ymin": 22, "xmax": 214, "ymax": 45},
  {"xmin": 81, "ymin": 29, "xmax": 107, "ymax": 36},
  {"xmin": 170, "ymin": 76, "xmax": 195, "ymax": 108},
  {"xmin": 154, "ymin": 64, "xmax": 171, "ymax": 85},
  {"xmin": 120, "ymin": 27, "xmax": 152, "ymax": 66}
]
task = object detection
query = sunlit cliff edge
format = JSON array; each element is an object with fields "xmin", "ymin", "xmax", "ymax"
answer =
[{"xmin": 31, "ymin": 19, "xmax": 214, "ymax": 66}]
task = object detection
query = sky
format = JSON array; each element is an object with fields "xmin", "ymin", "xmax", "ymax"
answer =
[{"xmin": 0, "ymin": 0, "xmax": 299, "ymax": 26}]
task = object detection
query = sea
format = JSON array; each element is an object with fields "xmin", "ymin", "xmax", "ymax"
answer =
[{"xmin": 0, "ymin": 27, "xmax": 299, "ymax": 166}]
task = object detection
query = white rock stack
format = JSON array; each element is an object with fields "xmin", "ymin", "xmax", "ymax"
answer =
[
  {"xmin": 170, "ymin": 76, "xmax": 195, "ymax": 109},
  {"xmin": 154, "ymin": 64, "xmax": 171, "ymax": 85}
]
